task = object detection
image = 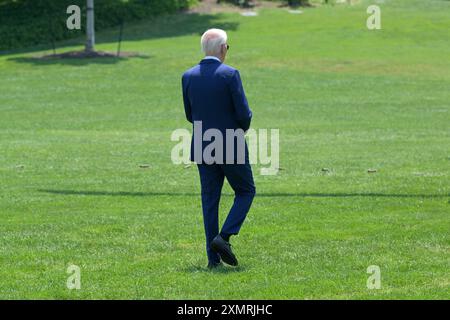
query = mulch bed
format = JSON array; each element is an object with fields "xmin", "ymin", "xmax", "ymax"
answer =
[{"xmin": 37, "ymin": 50, "xmax": 141, "ymax": 59}]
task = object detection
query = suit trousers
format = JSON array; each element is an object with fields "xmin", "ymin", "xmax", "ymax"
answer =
[{"xmin": 197, "ymin": 162, "xmax": 256, "ymax": 264}]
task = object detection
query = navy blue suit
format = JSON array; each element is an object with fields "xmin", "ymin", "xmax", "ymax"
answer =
[{"xmin": 182, "ymin": 59, "xmax": 256, "ymax": 264}]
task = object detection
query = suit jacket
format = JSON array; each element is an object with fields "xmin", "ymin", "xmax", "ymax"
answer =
[{"xmin": 182, "ymin": 59, "xmax": 253, "ymax": 164}]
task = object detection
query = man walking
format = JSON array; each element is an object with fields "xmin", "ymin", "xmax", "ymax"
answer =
[{"xmin": 181, "ymin": 29, "xmax": 256, "ymax": 269}]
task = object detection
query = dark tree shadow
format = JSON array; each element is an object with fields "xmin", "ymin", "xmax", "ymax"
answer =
[
  {"xmin": 3, "ymin": 12, "xmax": 240, "ymax": 66},
  {"xmin": 98, "ymin": 12, "xmax": 240, "ymax": 43},
  {"xmin": 38, "ymin": 189, "xmax": 449, "ymax": 199},
  {"xmin": 8, "ymin": 54, "xmax": 151, "ymax": 66}
]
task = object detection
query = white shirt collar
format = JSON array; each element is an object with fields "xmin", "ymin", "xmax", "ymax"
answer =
[{"xmin": 204, "ymin": 56, "xmax": 222, "ymax": 62}]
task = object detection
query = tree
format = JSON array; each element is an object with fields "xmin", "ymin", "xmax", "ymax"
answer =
[{"xmin": 86, "ymin": 0, "xmax": 95, "ymax": 52}]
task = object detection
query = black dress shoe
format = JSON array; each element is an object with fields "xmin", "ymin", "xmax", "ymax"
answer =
[
  {"xmin": 207, "ymin": 261, "xmax": 222, "ymax": 269},
  {"xmin": 210, "ymin": 235, "xmax": 238, "ymax": 266}
]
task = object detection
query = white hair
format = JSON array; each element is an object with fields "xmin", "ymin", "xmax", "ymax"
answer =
[{"xmin": 201, "ymin": 28, "xmax": 227, "ymax": 56}]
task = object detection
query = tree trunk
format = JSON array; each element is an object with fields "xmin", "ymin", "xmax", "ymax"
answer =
[{"xmin": 85, "ymin": 0, "xmax": 95, "ymax": 52}]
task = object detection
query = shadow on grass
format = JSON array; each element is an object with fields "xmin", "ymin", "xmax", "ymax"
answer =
[
  {"xmin": 38, "ymin": 189, "xmax": 449, "ymax": 199},
  {"xmin": 8, "ymin": 54, "xmax": 152, "ymax": 66},
  {"xmin": 182, "ymin": 264, "xmax": 246, "ymax": 274},
  {"xmin": 8, "ymin": 54, "xmax": 151, "ymax": 66},
  {"xmin": 102, "ymin": 12, "xmax": 240, "ymax": 43},
  {"xmin": 2, "ymin": 12, "xmax": 240, "ymax": 63}
]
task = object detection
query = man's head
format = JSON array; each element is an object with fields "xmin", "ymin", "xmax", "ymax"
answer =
[{"xmin": 201, "ymin": 28, "xmax": 229, "ymax": 62}]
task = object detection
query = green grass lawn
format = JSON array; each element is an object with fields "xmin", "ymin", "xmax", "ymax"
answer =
[{"xmin": 0, "ymin": 0, "xmax": 449, "ymax": 299}]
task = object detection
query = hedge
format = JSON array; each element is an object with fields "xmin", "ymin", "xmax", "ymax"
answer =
[{"xmin": 0, "ymin": 0, "xmax": 196, "ymax": 52}]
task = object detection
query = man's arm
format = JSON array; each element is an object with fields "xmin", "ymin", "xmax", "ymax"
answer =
[
  {"xmin": 228, "ymin": 70, "xmax": 252, "ymax": 131},
  {"xmin": 182, "ymin": 73, "xmax": 193, "ymax": 123}
]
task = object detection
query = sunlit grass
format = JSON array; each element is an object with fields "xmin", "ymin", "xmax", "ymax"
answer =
[{"xmin": 0, "ymin": 0, "xmax": 449, "ymax": 299}]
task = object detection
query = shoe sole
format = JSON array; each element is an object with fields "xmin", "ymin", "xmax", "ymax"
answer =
[{"xmin": 210, "ymin": 241, "xmax": 238, "ymax": 266}]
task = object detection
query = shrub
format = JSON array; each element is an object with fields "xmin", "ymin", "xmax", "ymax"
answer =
[{"xmin": 0, "ymin": 0, "xmax": 196, "ymax": 51}]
